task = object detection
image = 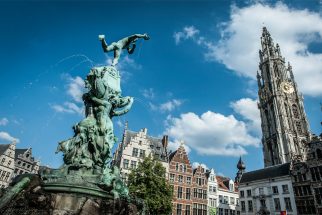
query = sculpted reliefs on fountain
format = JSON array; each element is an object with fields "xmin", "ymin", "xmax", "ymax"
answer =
[{"xmin": 47, "ymin": 33, "xmax": 150, "ymax": 198}]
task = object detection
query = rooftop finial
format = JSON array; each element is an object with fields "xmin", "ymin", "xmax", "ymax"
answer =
[{"xmin": 237, "ymin": 156, "xmax": 246, "ymax": 170}]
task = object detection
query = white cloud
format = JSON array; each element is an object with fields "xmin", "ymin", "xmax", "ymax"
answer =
[
  {"xmin": 165, "ymin": 111, "xmax": 260, "ymax": 157},
  {"xmin": 142, "ymin": 88, "xmax": 155, "ymax": 99},
  {"xmin": 67, "ymin": 76, "xmax": 84, "ymax": 103},
  {"xmin": 0, "ymin": 118, "xmax": 8, "ymax": 126},
  {"xmin": 192, "ymin": 162, "xmax": 208, "ymax": 170},
  {"xmin": 0, "ymin": 131, "xmax": 19, "ymax": 143},
  {"xmin": 51, "ymin": 102, "xmax": 84, "ymax": 115},
  {"xmin": 160, "ymin": 99, "xmax": 183, "ymax": 112},
  {"xmin": 149, "ymin": 99, "xmax": 183, "ymax": 113},
  {"xmin": 175, "ymin": 3, "xmax": 322, "ymax": 96},
  {"xmin": 174, "ymin": 26, "xmax": 200, "ymax": 45},
  {"xmin": 52, "ymin": 75, "xmax": 84, "ymax": 115},
  {"xmin": 230, "ymin": 98, "xmax": 261, "ymax": 135}
]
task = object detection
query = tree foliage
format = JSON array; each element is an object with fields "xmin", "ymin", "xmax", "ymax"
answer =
[{"xmin": 128, "ymin": 156, "xmax": 173, "ymax": 215}]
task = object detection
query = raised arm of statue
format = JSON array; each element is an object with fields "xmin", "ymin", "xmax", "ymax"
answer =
[
  {"xmin": 98, "ymin": 33, "xmax": 149, "ymax": 66},
  {"xmin": 111, "ymin": 97, "xmax": 133, "ymax": 117}
]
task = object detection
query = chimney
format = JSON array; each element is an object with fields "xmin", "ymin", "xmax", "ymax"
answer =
[{"xmin": 162, "ymin": 135, "xmax": 168, "ymax": 149}]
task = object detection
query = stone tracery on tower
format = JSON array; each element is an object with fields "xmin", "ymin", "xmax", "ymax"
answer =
[{"xmin": 257, "ymin": 27, "xmax": 311, "ymax": 167}]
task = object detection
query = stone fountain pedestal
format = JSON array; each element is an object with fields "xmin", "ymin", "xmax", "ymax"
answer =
[{"xmin": 0, "ymin": 173, "xmax": 142, "ymax": 215}]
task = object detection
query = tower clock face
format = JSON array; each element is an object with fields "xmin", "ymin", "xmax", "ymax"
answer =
[{"xmin": 280, "ymin": 81, "xmax": 294, "ymax": 94}]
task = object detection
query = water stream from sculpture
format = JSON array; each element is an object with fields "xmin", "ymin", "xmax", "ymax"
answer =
[
  {"xmin": 0, "ymin": 33, "xmax": 150, "ymax": 215},
  {"xmin": 41, "ymin": 33, "xmax": 150, "ymax": 199}
]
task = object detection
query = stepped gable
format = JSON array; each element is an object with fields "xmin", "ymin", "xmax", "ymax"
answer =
[{"xmin": 0, "ymin": 144, "xmax": 10, "ymax": 154}]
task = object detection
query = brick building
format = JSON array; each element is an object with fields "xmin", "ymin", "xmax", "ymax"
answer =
[
  {"xmin": 168, "ymin": 143, "xmax": 194, "ymax": 215},
  {"xmin": 192, "ymin": 165, "xmax": 208, "ymax": 215}
]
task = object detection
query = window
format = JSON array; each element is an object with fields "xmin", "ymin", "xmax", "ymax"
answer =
[
  {"xmin": 196, "ymin": 178, "xmax": 202, "ymax": 186},
  {"xmin": 138, "ymin": 140, "xmax": 142, "ymax": 145},
  {"xmin": 219, "ymin": 195, "xmax": 223, "ymax": 203},
  {"xmin": 274, "ymin": 198, "xmax": 281, "ymax": 211},
  {"xmin": 259, "ymin": 187, "xmax": 264, "ymax": 195},
  {"xmin": 230, "ymin": 197, "xmax": 235, "ymax": 205},
  {"xmin": 247, "ymin": 189, "xmax": 252, "ymax": 197},
  {"xmin": 177, "ymin": 204, "xmax": 182, "ymax": 215},
  {"xmin": 179, "ymin": 164, "xmax": 183, "ymax": 172},
  {"xmin": 183, "ymin": 164, "xmax": 187, "ymax": 172},
  {"xmin": 229, "ymin": 182, "xmax": 234, "ymax": 191},
  {"xmin": 132, "ymin": 148, "xmax": 139, "ymax": 157},
  {"xmin": 4, "ymin": 172, "xmax": 10, "ymax": 181},
  {"xmin": 1, "ymin": 158, "xmax": 5, "ymax": 165},
  {"xmin": 317, "ymin": 149, "xmax": 322, "ymax": 159},
  {"xmin": 292, "ymin": 104, "xmax": 299, "ymax": 118},
  {"xmin": 314, "ymin": 187, "xmax": 322, "ymax": 205},
  {"xmin": 224, "ymin": 196, "xmax": 229, "ymax": 204},
  {"xmin": 186, "ymin": 176, "xmax": 191, "ymax": 184},
  {"xmin": 248, "ymin": 200, "xmax": 253, "ymax": 212},
  {"xmin": 198, "ymin": 204, "xmax": 202, "ymax": 215},
  {"xmin": 123, "ymin": 159, "xmax": 129, "ymax": 169},
  {"xmin": 8, "ymin": 160, "xmax": 11, "ymax": 166},
  {"xmin": 203, "ymin": 190, "xmax": 207, "ymax": 199},
  {"xmin": 219, "ymin": 208, "xmax": 223, "ymax": 215},
  {"xmin": 0, "ymin": 171, "xmax": 5, "ymax": 180},
  {"xmin": 241, "ymin": 201, "xmax": 245, "ymax": 212},
  {"xmin": 284, "ymin": 197, "xmax": 292, "ymax": 211},
  {"xmin": 130, "ymin": 160, "xmax": 137, "ymax": 169},
  {"xmin": 176, "ymin": 163, "xmax": 179, "ymax": 171},
  {"xmin": 139, "ymin": 149, "xmax": 145, "ymax": 158},
  {"xmin": 185, "ymin": 205, "xmax": 191, "ymax": 215},
  {"xmin": 209, "ymin": 198, "xmax": 216, "ymax": 207},
  {"xmin": 260, "ymin": 199, "xmax": 266, "ymax": 207},
  {"xmin": 209, "ymin": 186, "xmax": 216, "ymax": 193},
  {"xmin": 170, "ymin": 173, "xmax": 175, "ymax": 182},
  {"xmin": 236, "ymin": 198, "xmax": 240, "ymax": 206},
  {"xmin": 272, "ymin": 186, "xmax": 279, "ymax": 194},
  {"xmin": 295, "ymin": 121, "xmax": 302, "ymax": 133},
  {"xmin": 193, "ymin": 188, "xmax": 198, "ymax": 198},
  {"xmin": 198, "ymin": 189, "xmax": 202, "ymax": 199},
  {"xmin": 178, "ymin": 175, "xmax": 183, "ymax": 183},
  {"xmin": 177, "ymin": 187, "xmax": 183, "ymax": 199},
  {"xmin": 186, "ymin": 188, "xmax": 191, "ymax": 200},
  {"xmin": 240, "ymin": 190, "xmax": 244, "ymax": 197},
  {"xmin": 224, "ymin": 209, "xmax": 228, "ymax": 215},
  {"xmin": 192, "ymin": 203, "xmax": 197, "ymax": 215},
  {"xmin": 282, "ymin": 184, "xmax": 289, "ymax": 193}
]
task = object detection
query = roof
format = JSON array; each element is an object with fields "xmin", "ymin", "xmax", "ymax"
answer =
[
  {"xmin": 124, "ymin": 130, "xmax": 169, "ymax": 161},
  {"xmin": 216, "ymin": 176, "xmax": 232, "ymax": 191},
  {"xmin": 0, "ymin": 144, "xmax": 10, "ymax": 155},
  {"xmin": 15, "ymin": 148, "xmax": 28, "ymax": 159},
  {"xmin": 240, "ymin": 163, "xmax": 290, "ymax": 184}
]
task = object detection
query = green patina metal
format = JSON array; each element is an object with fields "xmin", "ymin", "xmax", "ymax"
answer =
[
  {"xmin": 0, "ymin": 176, "xmax": 31, "ymax": 209},
  {"xmin": 41, "ymin": 33, "xmax": 150, "ymax": 199}
]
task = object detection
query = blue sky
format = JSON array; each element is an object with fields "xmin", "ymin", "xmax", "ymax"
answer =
[{"xmin": 0, "ymin": 0, "xmax": 321, "ymax": 179}]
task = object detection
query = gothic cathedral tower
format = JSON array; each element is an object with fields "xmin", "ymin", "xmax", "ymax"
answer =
[{"xmin": 257, "ymin": 27, "xmax": 311, "ymax": 167}]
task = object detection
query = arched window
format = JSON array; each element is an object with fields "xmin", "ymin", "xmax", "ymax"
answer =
[
  {"xmin": 274, "ymin": 64, "xmax": 279, "ymax": 78},
  {"xmin": 292, "ymin": 104, "xmax": 299, "ymax": 119},
  {"xmin": 317, "ymin": 149, "xmax": 322, "ymax": 159},
  {"xmin": 295, "ymin": 121, "xmax": 302, "ymax": 134}
]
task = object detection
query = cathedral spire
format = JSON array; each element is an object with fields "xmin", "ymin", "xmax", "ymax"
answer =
[
  {"xmin": 235, "ymin": 156, "xmax": 246, "ymax": 183},
  {"xmin": 257, "ymin": 27, "xmax": 311, "ymax": 167}
]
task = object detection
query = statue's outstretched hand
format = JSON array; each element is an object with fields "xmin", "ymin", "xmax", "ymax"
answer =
[
  {"xmin": 143, "ymin": 33, "xmax": 150, "ymax": 40},
  {"xmin": 98, "ymin": 35, "xmax": 105, "ymax": 41}
]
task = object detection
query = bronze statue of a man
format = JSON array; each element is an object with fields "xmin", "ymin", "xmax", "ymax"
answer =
[{"xmin": 99, "ymin": 33, "xmax": 150, "ymax": 66}]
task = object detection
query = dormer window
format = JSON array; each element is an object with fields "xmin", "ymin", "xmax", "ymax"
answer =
[
  {"xmin": 26, "ymin": 154, "xmax": 30, "ymax": 158},
  {"xmin": 229, "ymin": 182, "xmax": 234, "ymax": 191}
]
